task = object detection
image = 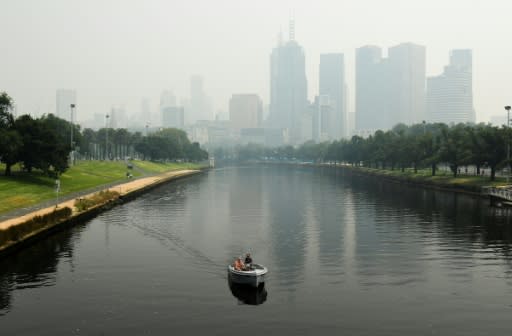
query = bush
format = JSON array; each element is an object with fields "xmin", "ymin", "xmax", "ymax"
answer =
[
  {"xmin": 74, "ymin": 190, "xmax": 119, "ymax": 212},
  {"xmin": 0, "ymin": 207, "xmax": 72, "ymax": 248}
]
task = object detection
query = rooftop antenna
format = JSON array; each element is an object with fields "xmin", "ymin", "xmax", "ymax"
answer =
[{"xmin": 289, "ymin": 15, "xmax": 295, "ymax": 41}]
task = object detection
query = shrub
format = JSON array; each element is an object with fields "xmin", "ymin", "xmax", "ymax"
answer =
[
  {"xmin": 0, "ymin": 207, "xmax": 72, "ymax": 248},
  {"xmin": 74, "ymin": 190, "xmax": 120, "ymax": 212}
]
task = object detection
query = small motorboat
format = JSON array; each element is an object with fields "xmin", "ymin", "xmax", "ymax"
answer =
[{"xmin": 227, "ymin": 263, "xmax": 268, "ymax": 287}]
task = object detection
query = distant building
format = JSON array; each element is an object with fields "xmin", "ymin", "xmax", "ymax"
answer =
[
  {"xmin": 229, "ymin": 94, "xmax": 263, "ymax": 130},
  {"xmin": 388, "ymin": 42, "xmax": 426, "ymax": 125},
  {"xmin": 190, "ymin": 76, "xmax": 213, "ymax": 124},
  {"xmin": 355, "ymin": 43, "xmax": 426, "ymax": 132},
  {"xmin": 269, "ymin": 20, "xmax": 308, "ymax": 144},
  {"xmin": 355, "ymin": 46, "xmax": 387, "ymax": 132},
  {"xmin": 162, "ymin": 106, "xmax": 185, "ymax": 129},
  {"xmin": 310, "ymin": 95, "xmax": 334, "ymax": 142},
  {"xmin": 109, "ymin": 106, "xmax": 126, "ymax": 129},
  {"xmin": 427, "ymin": 49, "xmax": 475, "ymax": 124},
  {"xmin": 319, "ymin": 53, "xmax": 347, "ymax": 139},
  {"xmin": 56, "ymin": 89, "xmax": 76, "ymax": 121}
]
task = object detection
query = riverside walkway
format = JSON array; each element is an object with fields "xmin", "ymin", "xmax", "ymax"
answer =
[{"xmin": 0, "ymin": 169, "xmax": 200, "ymax": 231}]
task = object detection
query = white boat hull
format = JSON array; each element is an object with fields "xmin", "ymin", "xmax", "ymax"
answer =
[{"xmin": 228, "ymin": 263, "xmax": 268, "ymax": 287}]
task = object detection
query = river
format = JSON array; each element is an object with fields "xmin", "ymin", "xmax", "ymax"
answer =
[{"xmin": 1, "ymin": 165, "xmax": 512, "ymax": 335}]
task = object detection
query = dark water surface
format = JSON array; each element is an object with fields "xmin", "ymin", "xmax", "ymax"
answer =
[{"xmin": 2, "ymin": 165, "xmax": 512, "ymax": 335}]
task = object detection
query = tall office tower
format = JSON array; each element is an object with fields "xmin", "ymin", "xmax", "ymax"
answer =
[
  {"xmin": 311, "ymin": 95, "xmax": 334, "ymax": 142},
  {"xmin": 162, "ymin": 107, "xmax": 185, "ymax": 129},
  {"xmin": 427, "ymin": 49, "xmax": 475, "ymax": 124},
  {"xmin": 109, "ymin": 106, "xmax": 126, "ymax": 129},
  {"xmin": 229, "ymin": 94, "xmax": 263, "ymax": 130},
  {"xmin": 190, "ymin": 76, "xmax": 213, "ymax": 124},
  {"xmin": 388, "ymin": 42, "xmax": 426, "ymax": 126},
  {"xmin": 56, "ymin": 89, "xmax": 76, "ymax": 121},
  {"xmin": 138, "ymin": 98, "xmax": 151, "ymax": 126},
  {"xmin": 355, "ymin": 46, "xmax": 388, "ymax": 132},
  {"xmin": 269, "ymin": 20, "xmax": 308, "ymax": 144},
  {"xmin": 319, "ymin": 53, "xmax": 347, "ymax": 139},
  {"xmin": 160, "ymin": 90, "xmax": 176, "ymax": 109}
]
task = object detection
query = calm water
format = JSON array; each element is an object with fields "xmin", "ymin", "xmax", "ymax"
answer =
[{"xmin": 2, "ymin": 165, "xmax": 512, "ymax": 335}]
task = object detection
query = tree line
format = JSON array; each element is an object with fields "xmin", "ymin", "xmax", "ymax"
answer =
[
  {"xmin": 0, "ymin": 92, "xmax": 208, "ymax": 176},
  {"xmin": 218, "ymin": 122, "xmax": 510, "ymax": 181}
]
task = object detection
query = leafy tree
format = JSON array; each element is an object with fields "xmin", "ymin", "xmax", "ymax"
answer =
[{"xmin": 0, "ymin": 92, "xmax": 21, "ymax": 176}]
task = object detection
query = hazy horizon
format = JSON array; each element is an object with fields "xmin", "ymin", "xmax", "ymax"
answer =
[{"xmin": 2, "ymin": 0, "xmax": 511, "ymax": 124}]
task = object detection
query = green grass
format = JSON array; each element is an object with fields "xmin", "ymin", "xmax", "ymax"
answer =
[
  {"xmin": 0, "ymin": 160, "xmax": 203, "ymax": 215},
  {"xmin": 132, "ymin": 160, "xmax": 205, "ymax": 173},
  {"xmin": 354, "ymin": 166, "xmax": 507, "ymax": 189}
]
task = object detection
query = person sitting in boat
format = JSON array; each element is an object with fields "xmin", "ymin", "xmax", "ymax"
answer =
[
  {"xmin": 244, "ymin": 253, "xmax": 253, "ymax": 268},
  {"xmin": 233, "ymin": 257, "xmax": 245, "ymax": 271}
]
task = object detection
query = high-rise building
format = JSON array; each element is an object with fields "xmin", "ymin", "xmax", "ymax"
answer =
[
  {"xmin": 229, "ymin": 94, "xmax": 263, "ymax": 130},
  {"xmin": 269, "ymin": 21, "xmax": 308, "ymax": 144},
  {"xmin": 162, "ymin": 107, "xmax": 185, "ymax": 129},
  {"xmin": 388, "ymin": 42, "xmax": 426, "ymax": 126},
  {"xmin": 319, "ymin": 53, "xmax": 347, "ymax": 139},
  {"xmin": 160, "ymin": 90, "xmax": 176, "ymax": 109},
  {"xmin": 355, "ymin": 46, "xmax": 386, "ymax": 132},
  {"xmin": 190, "ymin": 76, "xmax": 213, "ymax": 124},
  {"xmin": 356, "ymin": 43, "xmax": 426, "ymax": 132},
  {"xmin": 56, "ymin": 89, "xmax": 76, "ymax": 121},
  {"xmin": 427, "ymin": 49, "xmax": 475, "ymax": 124}
]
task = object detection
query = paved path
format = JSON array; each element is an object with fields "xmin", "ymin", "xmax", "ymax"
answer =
[{"xmin": 0, "ymin": 170, "xmax": 199, "ymax": 231}]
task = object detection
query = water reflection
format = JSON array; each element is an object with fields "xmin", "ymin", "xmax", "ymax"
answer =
[
  {"xmin": 0, "ymin": 223, "xmax": 83, "ymax": 315},
  {"xmin": 228, "ymin": 278, "xmax": 268, "ymax": 305}
]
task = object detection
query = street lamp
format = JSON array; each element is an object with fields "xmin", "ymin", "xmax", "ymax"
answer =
[
  {"xmin": 145, "ymin": 122, "xmax": 150, "ymax": 137},
  {"xmin": 105, "ymin": 114, "xmax": 110, "ymax": 160},
  {"xmin": 506, "ymin": 106, "xmax": 511, "ymax": 183},
  {"xmin": 70, "ymin": 104, "xmax": 76, "ymax": 166}
]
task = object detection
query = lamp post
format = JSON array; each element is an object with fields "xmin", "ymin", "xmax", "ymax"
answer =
[
  {"xmin": 506, "ymin": 106, "xmax": 511, "ymax": 183},
  {"xmin": 70, "ymin": 104, "xmax": 76, "ymax": 166},
  {"xmin": 105, "ymin": 114, "xmax": 110, "ymax": 160}
]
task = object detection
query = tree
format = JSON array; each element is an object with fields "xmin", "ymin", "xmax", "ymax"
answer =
[
  {"xmin": 438, "ymin": 124, "xmax": 472, "ymax": 177},
  {"xmin": 0, "ymin": 92, "xmax": 21, "ymax": 176}
]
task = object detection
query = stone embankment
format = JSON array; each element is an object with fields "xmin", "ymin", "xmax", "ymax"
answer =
[{"xmin": 0, "ymin": 169, "xmax": 202, "ymax": 257}]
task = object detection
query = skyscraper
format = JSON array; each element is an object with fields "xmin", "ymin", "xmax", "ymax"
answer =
[
  {"xmin": 355, "ymin": 46, "xmax": 387, "ymax": 132},
  {"xmin": 319, "ymin": 53, "xmax": 347, "ymax": 139},
  {"xmin": 356, "ymin": 43, "xmax": 426, "ymax": 132},
  {"xmin": 162, "ymin": 107, "xmax": 185, "ymax": 129},
  {"xmin": 229, "ymin": 94, "xmax": 263, "ymax": 130},
  {"xmin": 56, "ymin": 89, "xmax": 76, "ymax": 121},
  {"xmin": 190, "ymin": 76, "xmax": 213, "ymax": 124},
  {"xmin": 388, "ymin": 42, "xmax": 426, "ymax": 126},
  {"xmin": 427, "ymin": 49, "xmax": 475, "ymax": 124},
  {"xmin": 269, "ymin": 21, "xmax": 308, "ymax": 144}
]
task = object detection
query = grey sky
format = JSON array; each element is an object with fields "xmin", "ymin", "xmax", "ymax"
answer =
[{"xmin": 1, "ymin": 0, "xmax": 511, "ymax": 123}]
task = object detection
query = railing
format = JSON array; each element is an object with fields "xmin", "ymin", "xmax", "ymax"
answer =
[{"xmin": 486, "ymin": 187, "xmax": 512, "ymax": 201}]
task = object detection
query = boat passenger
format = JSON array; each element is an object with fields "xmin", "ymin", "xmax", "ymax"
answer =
[
  {"xmin": 234, "ymin": 257, "xmax": 244, "ymax": 271},
  {"xmin": 244, "ymin": 253, "xmax": 253, "ymax": 267}
]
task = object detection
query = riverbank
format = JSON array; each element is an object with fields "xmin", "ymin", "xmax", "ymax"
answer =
[
  {"xmin": 320, "ymin": 164, "xmax": 504, "ymax": 197},
  {"xmin": 0, "ymin": 169, "xmax": 203, "ymax": 257}
]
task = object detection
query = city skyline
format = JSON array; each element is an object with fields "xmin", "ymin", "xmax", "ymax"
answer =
[{"xmin": 1, "ymin": 0, "xmax": 511, "ymax": 125}]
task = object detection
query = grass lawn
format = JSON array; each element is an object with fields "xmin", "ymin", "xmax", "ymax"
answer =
[
  {"xmin": 132, "ymin": 160, "xmax": 205, "ymax": 173},
  {"xmin": 0, "ymin": 160, "xmax": 204, "ymax": 215},
  {"xmin": 355, "ymin": 166, "xmax": 507, "ymax": 188}
]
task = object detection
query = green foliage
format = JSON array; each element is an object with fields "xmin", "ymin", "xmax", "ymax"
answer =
[
  {"xmin": 0, "ymin": 207, "xmax": 72, "ymax": 248},
  {"xmin": 221, "ymin": 122, "xmax": 509, "ymax": 182},
  {"xmin": 74, "ymin": 190, "xmax": 120, "ymax": 212}
]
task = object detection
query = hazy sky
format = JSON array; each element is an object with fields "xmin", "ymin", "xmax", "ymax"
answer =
[{"xmin": 2, "ymin": 0, "xmax": 512, "ymax": 123}]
